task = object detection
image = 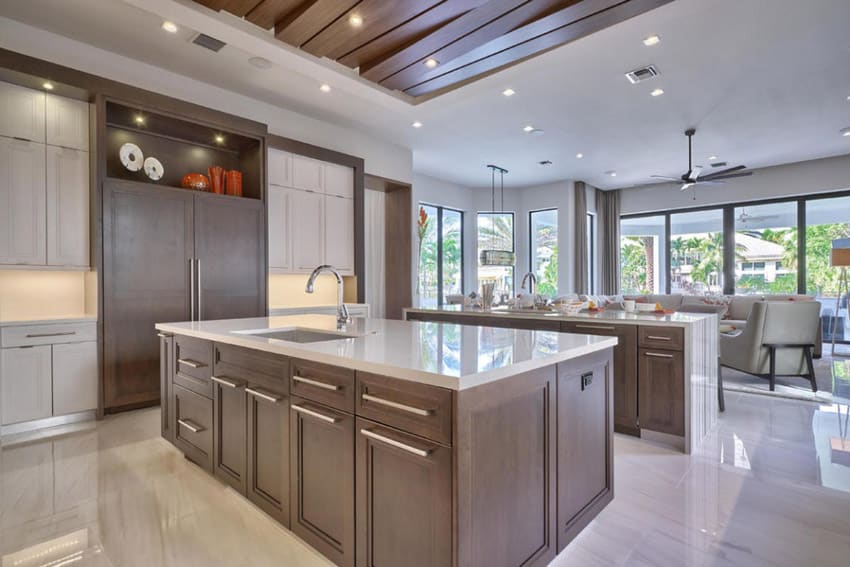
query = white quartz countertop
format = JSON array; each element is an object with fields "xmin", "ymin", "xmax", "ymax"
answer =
[
  {"xmin": 405, "ymin": 305, "xmax": 716, "ymax": 327},
  {"xmin": 0, "ymin": 315, "xmax": 97, "ymax": 327},
  {"xmin": 155, "ymin": 315, "xmax": 617, "ymax": 391}
]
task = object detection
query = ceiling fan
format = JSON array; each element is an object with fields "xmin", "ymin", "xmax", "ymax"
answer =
[
  {"xmin": 652, "ymin": 128, "xmax": 753, "ymax": 191},
  {"xmin": 736, "ymin": 208, "xmax": 781, "ymax": 224}
]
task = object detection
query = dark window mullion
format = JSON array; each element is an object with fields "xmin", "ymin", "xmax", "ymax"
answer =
[
  {"xmin": 436, "ymin": 207, "xmax": 444, "ymax": 306},
  {"xmin": 797, "ymin": 199, "xmax": 806, "ymax": 294}
]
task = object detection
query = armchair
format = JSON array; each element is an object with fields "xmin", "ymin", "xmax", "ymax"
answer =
[{"xmin": 720, "ymin": 301, "xmax": 820, "ymax": 392}]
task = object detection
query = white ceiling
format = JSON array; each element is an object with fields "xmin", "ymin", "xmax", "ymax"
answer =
[{"xmin": 2, "ymin": 0, "xmax": 849, "ymax": 190}]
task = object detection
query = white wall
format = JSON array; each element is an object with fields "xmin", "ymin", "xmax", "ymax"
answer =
[
  {"xmin": 0, "ymin": 17, "xmax": 413, "ymax": 183},
  {"xmin": 621, "ymin": 154, "xmax": 850, "ymax": 215}
]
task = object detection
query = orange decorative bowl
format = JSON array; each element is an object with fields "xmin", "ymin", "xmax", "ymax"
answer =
[{"xmin": 182, "ymin": 173, "xmax": 210, "ymax": 191}]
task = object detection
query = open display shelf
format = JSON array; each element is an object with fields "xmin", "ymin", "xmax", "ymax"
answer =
[{"xmin": 104, "ymin": 100, "xmax": 263, "ymax": 200}]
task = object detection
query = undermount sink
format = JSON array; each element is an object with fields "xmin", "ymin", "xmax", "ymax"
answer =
[{"xmin": 237, "ymin": 328, "xmax": 362, "ymax": 343}]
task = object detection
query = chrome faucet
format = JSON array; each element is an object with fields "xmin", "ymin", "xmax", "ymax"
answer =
[
  {"xmin": 305, "ymin": 265, "xmax": 351, "ymax": 327},
  {"xmin": 520, "ymin": 272, "xmax": 538, "ymax": 297}
]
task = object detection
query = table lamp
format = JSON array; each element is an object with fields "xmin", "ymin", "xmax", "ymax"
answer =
[{"xmin": 830, "ymin": 245, "xmax": 850, "ymax": 357}]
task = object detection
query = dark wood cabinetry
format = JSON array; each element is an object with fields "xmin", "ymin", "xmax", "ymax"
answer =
[
  {"xmin": 159, "ymin": 332, "xmax": 174, "ymax": 443},
  {"xmin": 173, "ymin": 383, "xmax": 213, "ymax": 472},
  {"xmin": 638, "ymin": 348, "xmax": 685, "ymax": 436}
]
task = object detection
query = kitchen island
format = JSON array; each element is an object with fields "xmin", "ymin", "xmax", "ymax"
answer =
[
  {"xmin": 405, "ymin": 306, "xmax": 719, "ymax": 453},
  {"xmin": 155, "ymin": 315, "xmax": 617, "ymax": 567}
]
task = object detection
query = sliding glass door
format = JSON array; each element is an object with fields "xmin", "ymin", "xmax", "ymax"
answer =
[
  {"xmin": 529, "ymin": 209, "xmax": 558, "ymax": 296},
  {"xmin": 418, "ymin": 204, "xmax": 464, "ymax": 307},
  {"xmin": 620, "ymin": 215, "xmax": 665, "ymax": 295},
  {"xmin": 733, "ymin": 202, "xmax": 798, "ymax": 295},
  {"xmin": 806, "ymin": 196, "xmax": 850, "ymax": 344},
  {"xmin": 670, "ymin": 209, "xmax": 724, "ymax": 295}
]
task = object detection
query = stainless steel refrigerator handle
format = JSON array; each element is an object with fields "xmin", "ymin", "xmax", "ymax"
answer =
[
  {"xmin": 197, "ymin": 258, "xmax": 202, "ymax": 321},
  {"xmin": 189, "ymin": 258, "xmax": 195, "ymax": 321}
]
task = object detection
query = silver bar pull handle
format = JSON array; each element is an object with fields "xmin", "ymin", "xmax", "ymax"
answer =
[
  {"xmin": 177, "ymin": 419, "xmax": 204, "ymax": 433},
  {"xmin": 361, "ymin": 429, "xmax": 431, "ymax": 458},
  {"xmin": 189, "ymin": 258, "xmax": 195, "ymax": 321},
  {"xmin": 157, "ymin": 333, "xmax": 171, "ymax": 339},
  {"xmin": 211, "ymin": 375, "xmax": 244, "ymax": 389},
  {"xmin": 645, "ymin": 352, "xmax": 674, "ymax": 359},
  {"xmin": 177, "ymin": 358, "xmax": 206, "ymax": 369},
  {"xmin": 292, "ymin": 404, "xmax": 340, "ymax": 424},
  {"xmin": 197, "ymin": 258, "xmax": 202, "ymax": 321},
  {"xmin": 362, "ymin": 393, "xmax": 432, "ymax": 417},
  {"xmin": 646, "ymin": 335, "xmax": 672, "ymax": 341},
  {"xmin": 292, "ymin": 374, "xmax": 340, "ymax": 391},
  {"xmin": 575, "ymin": 324, "xmax": 616, "ymax": 331},
  {"xmin": 246, "ymin": 386, "xmax": 282, "ymax": 404},
  {"xmin": 25, "ymin": 332, "xmax": 76, "ymax": 338}
]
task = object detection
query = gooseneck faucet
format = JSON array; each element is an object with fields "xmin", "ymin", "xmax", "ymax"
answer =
[
  {"xmin": 305, "ymin": 265, "xmax": 351, "ymax": 326},
  {"xmin": 520, "ymin": 271, "xmax": 538, "ymax": 297}
]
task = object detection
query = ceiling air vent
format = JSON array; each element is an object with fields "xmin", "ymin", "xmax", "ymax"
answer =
[
  {"xmin": 191, "ymin": 33, "xmax": 226, "ymax": 53},
  {"xmin": 711, "ymin": 161, "xmax": 728, "ymax": 168},
  {"xmin": 624, "ymin": 65, "xmax": 659, "ymax": 84}
]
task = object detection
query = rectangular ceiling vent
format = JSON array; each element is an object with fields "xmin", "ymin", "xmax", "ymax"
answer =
[
  {"xmin": 624, "ymin": 65, "xmax": 659, "ymax": 84},
  {"xmin": 711, "ymin": 161, "xmax": 728, "ymax": 167},
  {"xmin": 191, "ymin": 33, "xmax": 226, "ymax": 52}
]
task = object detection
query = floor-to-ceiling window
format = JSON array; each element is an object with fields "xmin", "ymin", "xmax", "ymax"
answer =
[
  {"xmin": 477, "ymin": 212, "xmax": 514, "ymax": 296},
  {"xmin": 806, "ymin": 196, "xmax": 850, "ymax": 344},
  {"xmin": 733, "ymin": 202, "xmax": 798, "ymax": 295},
  {"xmin": 529, "ymin": 209, "xmax": 558, "ymax": 296},
  {"xmin": 417, "ymin": 204, "xmax": 464, "ymax": 307},
  {"xmin": 620, "ymin": 215, "xmax": 665, "ymax": 295},
  {"xmin": 670, "ymin": 209, "xmax": 725, "ymax": 295}
]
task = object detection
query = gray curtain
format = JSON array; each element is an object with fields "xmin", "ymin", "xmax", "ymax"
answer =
[
  {"xmin": 595, "ymin": 188, "xmax": 621, "ymax": 295},
  {"xmin": 573, "ymin": 182, "xmax": 588, "ymax": 294}
]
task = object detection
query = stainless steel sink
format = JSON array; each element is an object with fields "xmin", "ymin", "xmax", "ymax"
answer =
[{"xmin": 242, "ymin": 329, "xmax": 358, "ymax": 343}]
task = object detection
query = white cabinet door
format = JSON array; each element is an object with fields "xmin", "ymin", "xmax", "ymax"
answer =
[
  {"xmin": 324, "ymin": 163, "xmax": 354, "ymax": 198},
  {"xmin": 324, "ymin": 196, "xmax": 354, "ymax": 274},
  {"xmin": 292, "ymin": 154, "xmax": 323, "ymax": 192},
  {"xmin": 0, "ymin": 81, "xmax": 45, "ymax": 142},
  {"xmin": 291, "ymin": 189, "xmax": 324, "ymax": 272},
  {"xmin": 47, "ymin": 145, "xmax": 89, "ymax": 267},
  {"xmin": 1, "ymin": 345, "xmax": 52, "ymax": 425},
  {"xmin": 268, "ymin": 148, "xmax": 292, "ymax": 187},
  {"xmin": 52, "ymin": 342, "xmax": 97, "ymax": 416},
  {"xmin": 46, "ymin": 95, "xmax": 89, "ymax": 151},
  {"xmin": 0, "ymin": 137, "xmax": 47, "ymax": 265},
  {"xmin": 268, "ymin": 185, "xmax": 291, "ymax": 271}
]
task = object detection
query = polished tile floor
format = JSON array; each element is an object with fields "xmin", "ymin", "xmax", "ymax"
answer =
[{"xmin": 2, "ymin": 392, "xmax": 849, "ymax": 567}]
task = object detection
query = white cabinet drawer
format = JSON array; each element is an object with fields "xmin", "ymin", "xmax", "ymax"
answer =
[{"xmin": 1, "ymin": 322, "xmax": 96, "ymax": 348}]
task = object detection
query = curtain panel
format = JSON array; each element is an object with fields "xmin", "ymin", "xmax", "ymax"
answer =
[
  {"xmin": 595, "ymin": 188, "xmax": 621, "ymax": 295},
  {"xmin": 574, "ymin": 182, "xmax": 588, "ymax": 294}
]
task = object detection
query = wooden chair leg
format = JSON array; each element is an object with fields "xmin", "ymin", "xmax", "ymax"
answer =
[
  {"xmin": 804, "ymin": 346, "xmax": 817, "ymax": 393},
  {"xmin": 769, "ymin": 346, "xmax": 776, "ymax": 391},
  {"xmin": 718, "ymin": 357, "xmax": 725, "ymax": 413}
]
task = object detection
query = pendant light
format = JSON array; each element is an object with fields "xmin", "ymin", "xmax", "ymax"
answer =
[{"xmin": 479, "ymin": 164, "xmax": 515, "ymax": 266}]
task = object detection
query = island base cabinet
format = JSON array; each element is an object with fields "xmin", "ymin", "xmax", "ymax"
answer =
[
  {"xmin": 246, "ymin": 379, "xmax": 289, "ymax": 525},
  {"xmin": 173, "ymin": 384, "xmax": 213, "ymax": 473},
  {"xmin": 355, "ymin": 418, "xmax": 452, "ymax": 567},
  {"xmin": 638, "ymin": 348, "xmax": 685, "ymax": 436},
  {"xmin": 213, "ymin": 377, "xmax": 247, "ymax": 495},
  {"xmin": 290, "ymin": 396, "xmax": 354, "ymax": 567}
]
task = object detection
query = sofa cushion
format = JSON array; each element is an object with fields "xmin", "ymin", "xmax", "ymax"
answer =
[
  {"xmin": 728, "ymin": 295, "xmax": 764, "ymax": 320},
  {"xmin": 763, "ymin": 294, "xmax": 815, "ymax": 302}
]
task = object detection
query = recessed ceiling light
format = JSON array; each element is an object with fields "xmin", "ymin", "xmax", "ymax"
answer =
[
  {"xmin": 424, "ymin": 58, "xmax": 439, "ymax": 69},
  {"xmin": 642, "ymin": 34, "xmax": 661, "ymax": 46},
  {"xmin": 215, "ymin": 134, "xmax": 225, "ymax": 144},
  {"xmin": 162, "ymin": 21, "xmax": 179, "ymax": 33},
  {"xmin": 319, "ymin": 84, "xmax": 331, "ymax": 93},
  {"xmin": 523, "ymin": 125, "xmax": 535, "ymax": 132},
  {"xmin": 708, "ymin": 155, "xmax": 718, "ymax": 160},
  {"xmin": 248, "ymin": 56, "xmax": 272, "ymax": 69},
  {"xmin": 42, "ymin": 82, "xmax": 54, "ymax": 90},
  {"xmin": 134, "ymin": 115, "xmax": 145, "ymax": 125},
  {"xmin": 502, "ymin": 88, "xmax": 515, "ymax": 97},
  {"xmin": 411, "ymin": 121, "xmax": 423, "ymax": 128},
  {"xmin": 650, "ymin": 88, "xmax": 664, "ymax": 97},
  {"xmin": 846, "ymin": 95, "xmax": 850, "ymax": 101},
  {"xmin": 349, "ymin": 13, "xmax": 363, "ymax": 27},
  {"xmin": 842, "ymin": 127, "xmax": 850, "ymax": 137},
  {"xmin": 605, "ymin": 170, "xmax": 617, "ymax": 177},
  {"xmin": 576, "ymin": 153, "xmax": 583, "ymax": 159}
]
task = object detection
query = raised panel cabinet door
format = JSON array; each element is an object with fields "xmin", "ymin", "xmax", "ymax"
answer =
[
  {"xmin": 291, "ymin": 154, "xmax": 323, "ymax": 192},
  {"xmin": 52, "ymin": 341, "xmax": 98, "ymax": 416},
  {"xmin": 247, "ymin": 380, "xmax": 289, "ymax": 525},
  {"xmin": 355, "ymin": 418, "xmax": 452, "ymax": 567},
  {"xmin": 324, "ymin": 163, "xmax": 354, "ymax": 198},
  {"xmin": 0, "ymin": 345, "xmax": 52, "ymax": 425},
  {"xmin": 0, "ymin": 81, "xmax": 45, "ymax": 142},
  {"xmin": 324, "ymin": 196, "xmax": 354, "ymax": 275},
  {"xmin": 267, "ymin": 148, "xmax": 291, "ymax": 187},
  {"xmin": 213, "ymin": 374, "xmax": 248, "ymax": 495},
  {"xmin": 0, "ymin": 137, "xmax": 46, "ymax": 265},
  {"xmin": 46, "ymin": 145, "xmax": 89, "ymax": 267},
  {"xmin": 290, "ymin": 397, "xmax": 355, "ymax": 567},
  {"xmin": 638, "ymin": 348, "xmax": 685, "ymax": 436},
  {"xmin": 290, "ymin": 189, "xmax": 324, "ymax": 272},
  {"xmin": 45, "ymin": 95, "xmax": 89, "ymax": 151},
  {"xmin": 194, "ymin": 195, "xmax": 266, "ymax": 320},
  {"xmin": 267, "ymin": 185, "xmax": 291, "ymax": 271}
]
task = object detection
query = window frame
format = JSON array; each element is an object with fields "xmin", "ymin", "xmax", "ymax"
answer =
[
  {"xmin": 418, "ymin": 203, "xmax": 465, "ymax": 306},
  {"xmin": 477, "ymin": 211, "xmax": 516, "ymax": 294},
  {"xmin": 528, "ymin": 208, "xmax": 559, "ymax": 294}
]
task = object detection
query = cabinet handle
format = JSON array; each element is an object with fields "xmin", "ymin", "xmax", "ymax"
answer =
[
  {"xmin": 211, "ymin": 375, "xmax": 244, "ymax": 389},
  {"xmin": 177, "ymin": 358, "xmax": 206, "ymax": 369},
  {"xmin": 575, "ymin": 324, "xmax": 616, "ymax": 331},
  {"xmin": 25, "ymin": 331, "xmax": 76, "ymax": 338},
  {"xmin": 246, "ymin": 386, "xmax": 282, "ymax": 404},
  {"xmin": 581, "ymin": 372, "xmax": 594, "ymax": 391},
  {"xmin": 157, "ymin": 333, "xmax": 172, "ymax": 339},
  {"xmin": 292, "ymin": 403, "xmax": 340, "ymax": 424},
  {"xmin": 197, "ymin": 258, "xmax": 202, "ymax": 320},
  {"xmin": 644, "ymin": 352, "xmax": 674, "ymax": 359},
  {"xmin": 362, "ymin": 393, "xmax": 432, "ymax": 416},
  {"xmin": 646, "ymin": 335, "xmax": 672, "ymax": 341},
  {"xmin": 189, "ymin": 258, "xmax": 195, "ymax": 321},
  {"xmin": 177, "ymin": 419, "xmax": 204, "ymax": 433},
  {"xmin": 361, "ymin": 429, "xmax": 431, "ymax": 458},
  {"xmin": 292, "ymin": 374, "xmax": 340, "ymax": 391}
]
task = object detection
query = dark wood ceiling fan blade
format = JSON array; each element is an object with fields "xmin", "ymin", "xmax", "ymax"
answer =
[
  {"xmin": 701, "ymin": 165, "xmax": 746, "ymax": 179},
  {"xmin": 651, "ymin": 175, "xmax": 680, "ymax": 181},
  {"xmin": 703, "ymin": 171, "xmax": 753, "ymax": 181}
]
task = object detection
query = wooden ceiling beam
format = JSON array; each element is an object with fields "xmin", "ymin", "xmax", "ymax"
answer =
[
  {"xmin": 245, "ymin": 0, "xmax": 304, "ymax": 29},
  {"xmin": 275, "ymin": 0, "xmax": 361, "ymax": 47}
]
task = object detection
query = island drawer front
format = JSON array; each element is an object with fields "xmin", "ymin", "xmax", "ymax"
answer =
[
  {"xmin": 173, "ymin": 383, "xmax": 213, "ymax": 473},
  {"xmin": 356, "ymin": 372, "xmax": 453, "ymax": 446},
  {"xmin": 1, "ymin": 322, "xmax": 96, "ymax": 347},
  {"xmin": 214, "ymin": 343, "xmax": 289, "ymax": 391},
  {"xmin": 638, "ymin": 326, "xmax": 684, "ymax": 351},
  {"xmin": 174, "ymin": 335, "xmax": 213, "ymax": 398},
  {"xmin": 291, "ymin": 359, "xmax": 355, "ymax": 413}
]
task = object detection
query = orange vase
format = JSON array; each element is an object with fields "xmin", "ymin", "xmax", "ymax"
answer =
[
  {"xmin": 208, "ymin": 166, "xmax": 225, "ymax": 194},
  {"xmin": 225, "ymin": 170, "xmax": 242, "ymax": 197}
]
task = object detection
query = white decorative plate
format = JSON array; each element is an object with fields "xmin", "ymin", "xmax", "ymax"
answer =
[
  {"xmin": 144, "ymin": 156, "xmax": 164, "ymax": 181},
  {"xmin": 119, "ymin": 143, "xmax": 144, "ymax": 172}
]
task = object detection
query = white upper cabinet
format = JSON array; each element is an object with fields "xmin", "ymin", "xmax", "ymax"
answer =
[
  {"xmin": 268, "ymin": 185, "xmax": 291, "ymax": 271},
  {"xmin": 324, "ymin": 195, "xmax": 355, "ymax": 275},
  {"xmin": 290, "ymin": 189, "xmax": 325, "ymax": 272},
  {"xmin": 0, "ymin": 81, "xmax": 45, "ymax": 143},
  {"xmin": 324, "ymin": 163, "xmax": 354, "ymax": 199},
  {"xmin": 0, "ymin": 137, "xmax": 47, "ymax": 265},
  {"xmin": 291, "ymin": 154, "xmax": 323, "ymax": 192},
  {"xmin": 46, "ymin": 95, "xmax": 89, "ymax": 151},
  {"xmin": 47, "ymin": 146, "xmax": 90, "ymax": 267},
  {"xmin": 268, "ymin": 148, "xmax": 292, "ymax": 187}
]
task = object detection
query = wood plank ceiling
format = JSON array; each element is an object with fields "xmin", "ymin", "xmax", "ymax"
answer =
[{"xmin": 193, "ymin": 0, "xmax": 673, "ymax": 100}]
